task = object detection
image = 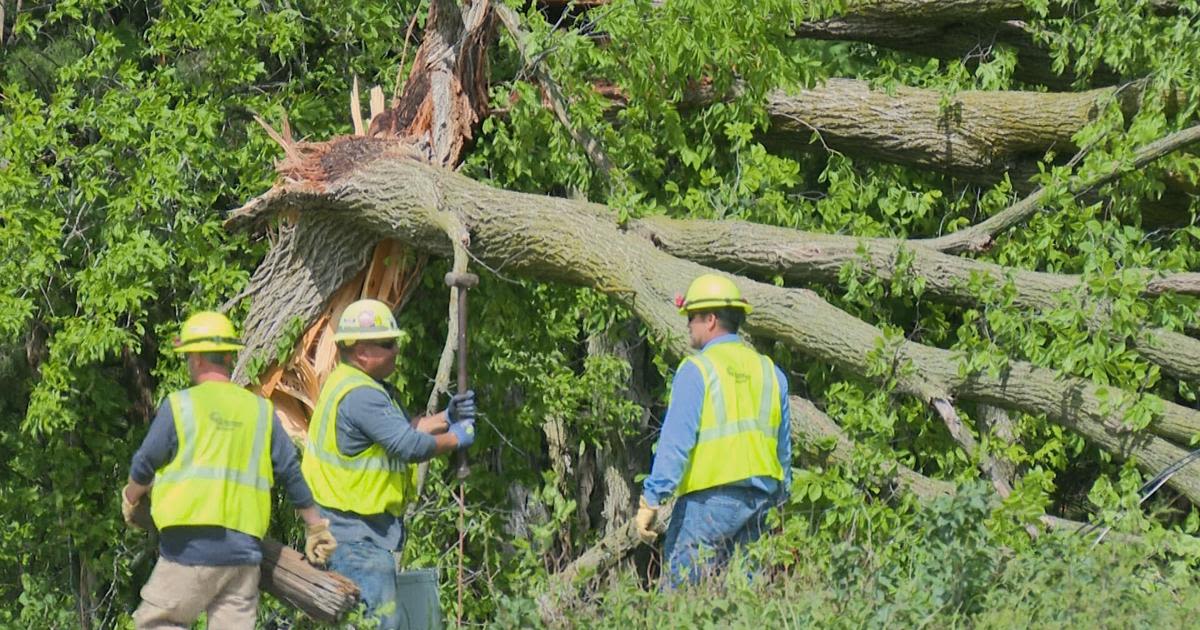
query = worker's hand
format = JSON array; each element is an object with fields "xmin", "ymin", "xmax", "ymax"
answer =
[
  {"xmin": 305, "ymin": 519, "xmax": 337, "ymax": 566},
  {"xmin": 448, "ymin": 419, "xmax": 476, "ymax": 450},
  {"xmin": 121, "ymin": 484, "xmax": 142, "ymax": 530},
  {"xmin": 446, "ymin": 390, "xmax": 476, "ymax": 424},
  {"xmin": 635, "ymin": 496, "xmax": 658, "ymax": 545}
]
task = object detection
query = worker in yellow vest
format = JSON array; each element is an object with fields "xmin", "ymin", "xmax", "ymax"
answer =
[
  {"xmin": 635, "ymin": 275, "xmax": 791, "ymax": 587},
  {"xmin": 121, "ymin": 311, "xmax": 337, "ymax": 629},
  {"xmin": 302, "ymin": 299, "xmax": 476, "ymax": 629}
]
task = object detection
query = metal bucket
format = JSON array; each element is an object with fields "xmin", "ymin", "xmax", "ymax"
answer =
[{"xmin": 395, "ymin": 568, "xmax": 443, "ymax": 630}]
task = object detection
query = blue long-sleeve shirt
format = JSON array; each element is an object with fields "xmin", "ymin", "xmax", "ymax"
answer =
[
  {"xmin": 642, "ymin": 334, "xmax": 792, "ymax": 507},
  {"xmin": 128, "ymin": 385, "xmax": 315, "ymax": 566},
  {"xmin": 318, "ymin": 379, "xmax": 439, "ymax": 552}
]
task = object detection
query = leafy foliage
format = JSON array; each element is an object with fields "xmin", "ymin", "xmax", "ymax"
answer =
[{"xmin": 3, "ymin": 0, "xmax": 1200, "ymax": 625}]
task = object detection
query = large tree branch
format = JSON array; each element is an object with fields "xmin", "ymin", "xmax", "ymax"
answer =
[
  {"xmin": 760, "ymin": 78, "xmax": 1145, "ymax": 185},
  {"xmin": 548, "ymin": 0, "xmax": 1184, "ymax": 88},
  {"xmin": 630, "ymin": 215, "xmax": 1200, "ymax": 383},
  {"xmin": 611, "ymin": 77, "xmax": 1192, "ymax": 197},
  {"xmin": 228, "ymin": 143, "xmax": 1200, "ymax": 504},
  {"xmin": 789, "ymin": 0, "xmax": 1188, "ymax": 88}
]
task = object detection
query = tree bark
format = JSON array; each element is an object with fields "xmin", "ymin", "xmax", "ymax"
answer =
[
  {"xmin": 645, "ymin": 77, "xmax": 1193, "ymax": 199},
  {"xmin": 227, "ymin": 144, "xmax": 1200, "ymax": 504},
  {"xmin": 761, "ymin": 78, "xmax": 1143, "ymax": 185},
  {"xmin": 977, "ymin": 404, "xmax": 1020, "ymax": 489}
]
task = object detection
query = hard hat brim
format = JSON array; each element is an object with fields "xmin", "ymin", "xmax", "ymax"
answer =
[
  {"xmin": 175, "ymin": 340, "xmax": 244, "ymax": 353},
  {"xmin": 332, "ymin": 330, "xmax": 405, "ymax": 343},
  {"xmin": 678, "ymin": 299, "xmax": 753, "ymax": 316}
]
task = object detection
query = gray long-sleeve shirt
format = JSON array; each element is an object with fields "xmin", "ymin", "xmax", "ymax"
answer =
[
  {"xmin": 319, "ymin": 380, "xmax": 438, "ymax": 552},
  {"xmin": 129, "ymin": 392, "xmax": 314, "ymax": 566}
]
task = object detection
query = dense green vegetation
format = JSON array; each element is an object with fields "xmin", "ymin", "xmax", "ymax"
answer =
[{"xmin": 3, "ymin": 0, "xmax": 1200, "ymax": 626}]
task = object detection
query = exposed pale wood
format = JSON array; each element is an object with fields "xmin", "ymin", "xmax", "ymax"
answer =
[
  {"xmin": 252, "ymin": 238, "xmax": 425, "ymax": 438},
  {"xmin": 369, "ymin": 86, "xmax": 386, "ymax": 126},
  {"xmin": 351, "ymin": 76, "xmax": 365, "ymax": 136}
]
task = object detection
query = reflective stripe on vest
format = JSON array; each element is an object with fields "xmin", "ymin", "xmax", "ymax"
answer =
[
  {"xmin": 150, "ymin": 382, "xmax": 274, "ymax": 537},
  {"xmin": 302, "ymin": 363, "xmax": 417, "ymax": 516},
  {"xmin": 676, "ymin": 343, "xmax": 783, "ymax": 496}
]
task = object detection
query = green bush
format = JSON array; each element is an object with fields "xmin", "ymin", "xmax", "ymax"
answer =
[{"xmin": 507, "ymin": 484, "xmax": 1200, "ymax": 629}]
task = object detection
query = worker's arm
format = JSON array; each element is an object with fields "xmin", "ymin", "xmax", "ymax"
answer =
[
  {"xmin": 641, "ymin": 361, "xmax": 705, "ymax": 508},
  {"xmin": 775, "ymin": 366, "xmax": 792, "ymax": 503},
  {"xmin": 339, "ymin": 388, "xmax": 465, "ymax": 462},
  {"xmin": 125, "ymin": 400, "xmax": 179, "ymax": 505}
]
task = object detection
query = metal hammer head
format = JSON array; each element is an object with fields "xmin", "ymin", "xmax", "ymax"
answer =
[{"xmin": 444, "ymin": 271, "xmax": 479, "ymax": 289}]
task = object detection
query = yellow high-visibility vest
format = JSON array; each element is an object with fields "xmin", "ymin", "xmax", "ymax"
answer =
[
  {"xmin": 302, "ymin": 363, "xmax": 417, "ymax": 516},
  {"xmin": 150, "ymin": 381, "xmax": 274, "ymax": 537},
  {"xmin": 676, "ymin": 342, "xmax": 783, "ymax": 496}
]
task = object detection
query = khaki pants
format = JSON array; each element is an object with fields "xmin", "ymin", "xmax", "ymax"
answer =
[{"xmin": 133, "ymin": 558, "xmax": 259, "ymax": 629}]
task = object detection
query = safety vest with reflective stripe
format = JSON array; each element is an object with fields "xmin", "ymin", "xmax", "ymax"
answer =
[
  {"xmin": 302, "ymin": 363, "xmax": 418, "ymax": 516},
  {"xmin": 676, "ymin": 342, "xmax": 783, "ymax": 496},
  {"xmin": 150, "ymin": 381, "xmax": 274, "ymax": 538}
]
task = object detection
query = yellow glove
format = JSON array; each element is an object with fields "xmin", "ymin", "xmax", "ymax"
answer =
[
  {"xmin": 121, "ymin": 485, "xmax": 141, "ymax": 530},
  {"xmin": 305, "ymin": 519, "xmax": 338, "ymax": 565},
  {"xmin": 635, "ymin": 496, "xmax": 658, "ymax": 545}
]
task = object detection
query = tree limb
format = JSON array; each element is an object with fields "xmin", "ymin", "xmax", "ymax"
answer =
[
  {"xmin": 496, "ymin": 4, "xmax": 619, "ymax": 180},
  {"xmin": 921, "ymin": 122, "xmax": 1200, "ymax": 253},
  {"xmin": 630, "ymin": 215, "xmax": 1200, "ymax": 383},
  {"xmin": 414, "ymin": 212, "xmax": 472, "ymax": 501}
]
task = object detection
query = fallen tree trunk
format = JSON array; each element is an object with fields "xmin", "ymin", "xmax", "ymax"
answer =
[
  {"xmin": 227, "ymin": 141, "xmax": 1200, "ymax": 504},
  {"xmin": 131, "ymin": 501, "xmax": 359, "ymax": 623}
]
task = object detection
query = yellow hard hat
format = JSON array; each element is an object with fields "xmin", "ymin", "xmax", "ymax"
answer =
[
  {"xmin": 333, "ymin": 299, "xmax": 403, "ymax": 343},
  {"xmin": 174, "ymin": 311, "xmax": 244, "ymax": 353},
  {"xmin": 676, "ymin": 274, "xmax": 752, "ymax": 315}
]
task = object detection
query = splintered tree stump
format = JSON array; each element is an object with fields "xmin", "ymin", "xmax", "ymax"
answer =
[{"xmin": 132, "ymin": 501, "xmax": 360, "ymax": 623}]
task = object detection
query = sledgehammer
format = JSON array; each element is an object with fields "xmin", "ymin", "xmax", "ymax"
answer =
[{"xmin": 444, "ymin": 271, "xmax": 478, "ymax": 479}]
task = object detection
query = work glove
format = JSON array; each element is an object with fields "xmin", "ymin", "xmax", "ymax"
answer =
[
  {"xmin": 305, "ymin": 519, "xmax": 338, "ymax": 566},
  {"xmin": 121, "ymin": 484, "xmax": 141, "ymax": 530},
  {"xmin": 635, "ymin": 496, "xmax": 658, "ymax": 545},
  {"xmin": 449, "ymin": 419, "xmax": 476, "ymax": 450},
  {"xmin": 446, "ymin": 390, "xmax": 476, "ymax": 424}
]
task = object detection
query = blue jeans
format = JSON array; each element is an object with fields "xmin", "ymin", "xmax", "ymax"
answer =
[
  {"xmin": 329, "ymin": 541, "xmax": 402, "ymax": 629},
  {"xmin": 662, "ymin": 485, "xmax": 773, "ymax": 588}
]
